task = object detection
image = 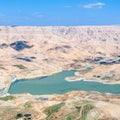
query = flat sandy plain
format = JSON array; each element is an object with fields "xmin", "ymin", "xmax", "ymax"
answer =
[{"xmin": 0, "ymin": 26, "xmax": 120, "ymax": 120}]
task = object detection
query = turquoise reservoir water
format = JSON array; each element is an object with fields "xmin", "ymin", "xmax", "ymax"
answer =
[{"xmin": 8, "ymin": 70, "xmax": 120, "ymax": 95}]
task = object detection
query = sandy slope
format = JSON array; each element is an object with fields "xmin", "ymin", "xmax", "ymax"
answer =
[
  {"xmin": 0, "ymin": 91, "xmax": 120, "ymax": 120},
  {"xmin": 0, "ymin": 26, "xmax": 120, "ymax": 84}
]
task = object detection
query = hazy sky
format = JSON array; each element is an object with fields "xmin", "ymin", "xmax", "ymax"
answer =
[{"xmin": 0, "ymin": 0, "xmax": 120, "ymax": 26}]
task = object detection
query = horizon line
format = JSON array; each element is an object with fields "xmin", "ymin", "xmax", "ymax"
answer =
[{"xmin": 0, "ymin": 24, "xmax": 120, "ymax": 27}]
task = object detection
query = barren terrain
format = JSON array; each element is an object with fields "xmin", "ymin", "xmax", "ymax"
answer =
[
  {"xmin": 0, "ymin": 91, "xmax": 120, "ymax": 120},
  {"xmin": 0, "ymin": 26, "xmax": 120, "ymax": 84},
  {"xmin": 0, "ymin": 26, "xmax": 120, "ymax": 120}
]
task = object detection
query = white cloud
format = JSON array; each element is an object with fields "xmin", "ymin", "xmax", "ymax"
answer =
[
  {"xmin": 32, "ymin": 12, "xmax": 44, "ymax": 18},
  {"xmin": 83, "ymin": 2, "xmax": 105, "ymax": 9}
]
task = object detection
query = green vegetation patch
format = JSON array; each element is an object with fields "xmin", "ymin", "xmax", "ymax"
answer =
[
  {"xmin": 13, "ymin": 64, "xmax": 27, "ymax": 69},
  {"xmin": 64, "ymin": 101, "xmax": 94, "ymax": 120},
  {"xmin": 66, "ymin": 115, "xmax": 76, "ymax": 120},
  {"xmin": 0, "ymin": 66, "xmax": 7, "ymax": 70},
  {"xmin": 72, "ymin": 100, "xmax": 94, "ymax": 120},
  {"xmin": 73, "ymin": 100, "xmax": 92, "ymax": 106},
  {"xmin": 0, "ymin": 95, "xmax": 15, "ymax": 101},
  {"xmin": 16, "ymin": 113, "xmax": 23, "ymax": 119},
  {"xmin": 44, "ymin": 100, "xmax": 94, "ymax": 120},
  {"xmin": 24, "ymin": 102, "xmax": 32, "ymax": 109},
  {"xmin": 45, "ymin": 102, "xmax": 65, "ymax": 119},
  {"xmin": 81, "ymin": 104, "xmax": 94, "ymax": 120}
]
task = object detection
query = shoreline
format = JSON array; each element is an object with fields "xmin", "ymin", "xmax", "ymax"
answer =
[
  {"xmin": 7, "ymin": 70, "xmax": 120, "ymax": 96},
  {"xmin": 65, "ymin": 76, "xmax": 120, "ymax": 85},
  {"xmin": 11, "ymin": 68, "xmax": 120, "ymax": 85},
  {"xmin": 2, "ymin": 66, "xmax": 120, "ymax": 96},
  {"xmin": 0, "ymin": 76, "xmax": 16, "ymax": 96}
]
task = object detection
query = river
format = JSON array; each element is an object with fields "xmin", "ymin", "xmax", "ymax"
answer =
[{"xmin": 8, "ymin": 70, "xmax": 120, "ymax": 95}]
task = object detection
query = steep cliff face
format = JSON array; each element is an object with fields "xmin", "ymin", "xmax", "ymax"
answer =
[{"xmin": 0, "ymin": 26, "xmax": 120, "ymax": 80}]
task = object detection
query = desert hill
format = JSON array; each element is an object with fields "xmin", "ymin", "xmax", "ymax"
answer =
[{"xmin": 0, "ymin": 26, "xmax": 120, "ymax": 83}]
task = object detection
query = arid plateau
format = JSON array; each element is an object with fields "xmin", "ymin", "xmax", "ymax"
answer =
[{"xmin": 0, "ymin": 26, "xmax": 120, "ymax": 120}]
